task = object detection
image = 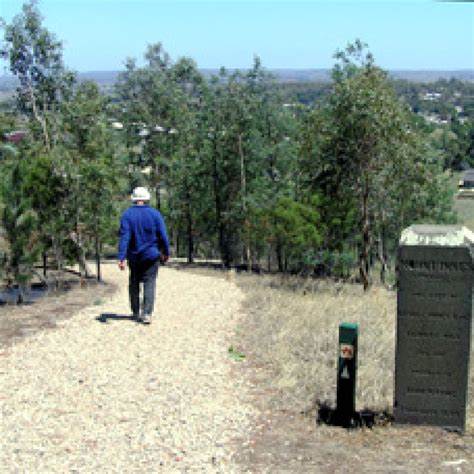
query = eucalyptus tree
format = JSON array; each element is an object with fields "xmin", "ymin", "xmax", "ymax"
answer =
[
  {"xmin": 17, "ymin": 146, "xmax": 71, "ymax": 283},
  {"xmin": 235, "ymin": 60, "xmax": 300, "ymax": 269},
  {"xmin": 1, "ymin": 0, "xmax": 77, "ymax": 281},
  {"xmin": 301, "ymin": 41, "xmax": 455, "ymax": 288},
  {"xmin": 60, "ymin": 81, "xmax": 119, "ymax": 280},
  {"xmin": 201, "ymin": 59, "xmax": 300, "ymax": 268},
  {"xmin": 200, "ymin": 74, "xmax": 231, "ymax": 264},
  {"xmin": 200, "ymin": 66, "xmax": 258, "ymax": 266},
  {"xmin": 0, "ymin": 159, "xmax": 41, "ymax": 298},
  {"xmin": 114, "ymin": 43, "xmax": 181, "ymax": 210},
  {"xmin": 371, "ymin": 133, "xmax": 455, "ymax": 284},
  {"xmin": 166, "ymin": 58, "xmax": 208, "ymax": 262},
  {"xmin": 0, "ymin": 0, "xmax": 75, "ymax": 150},
  {"xmin": 243, "ymin": 60, "xmax": 300, "ymax": 269},
  {"xmin": 7, "ymin": 81, "xmax": 119, "ymax": 283}
]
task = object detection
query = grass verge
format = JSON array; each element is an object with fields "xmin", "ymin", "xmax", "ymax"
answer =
[
  {"xmin": 236, "ymin": 274, "xmax": 396, "ymax": 413},
  {"xmin": 232, "ymin": 271, "xmax": 474, "ymax": 428}
]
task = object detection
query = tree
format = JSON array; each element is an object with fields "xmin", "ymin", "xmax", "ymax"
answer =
[
  {"xmin": 200, "ymin": 59, "xmax": 298, "ymax": 268},
  {"xmin": 264, "ymin": 195, "xmax": 325, "ymax": 272},
  {"xmin": 1, "ymin": 0, "xmax": 79, "ymax": 283},
  {"xmin": 19, "ymin": 148, "xmax": 71, "ymax": 284},
  {"xmin": 166, "ymin": 58, "xmax": 207, "ymax": 263},
  {"xmin": 242, "ymin": 58, "xmax": 299, "ymax": 270},
  {"xmin": 60, "ymin": 81, "xmax": 119, "ymax": 280},
  {"xmin": 299, "ymin": 105, "xmax": 358, "ymax": 257},
  {"xmin": 301, "ymin": 41, "xmax": 456, "ymax": 288},
  {"xmin": 0, "ymin": 0, "xmax": 75, "ymax": 150},
  {"xmin": 0, "ymin": 155, "xmax": 43, "ymax": 298},
  {"xmin": 114, "ymin": 43, "xmax": 180, "ymax": 210}
]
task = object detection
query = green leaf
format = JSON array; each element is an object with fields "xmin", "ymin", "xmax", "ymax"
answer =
[{"xmin": 228, "ymin": 345, "xmax": 246, "ymax": 362}]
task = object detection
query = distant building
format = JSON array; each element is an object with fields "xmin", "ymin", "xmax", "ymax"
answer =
[
  {"xmin": 422, "ymin": 92, "xmax": 442, "ymax": 101},
  {"xmin": 457, "ymin": 170, "xmax": 474, "ymax": 199},
  {"xmin": 455, "ymin": 161, "xmax": 471, "ymax": 172},
  {"xmin": 3, "ymin": 130, "xmax": 27, "ymax": 143},
  {"xmin": 423, "ymin": 114, "xmax": 443, "ymax": 124},
  {"xmin": 459, "ymin": 170, "xmax": 474, "ymax": 189}
]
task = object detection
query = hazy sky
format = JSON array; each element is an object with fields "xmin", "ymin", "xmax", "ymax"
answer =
[{"xmin": 1, "ymin": 0, "xmax": 473, "ymax": 72}]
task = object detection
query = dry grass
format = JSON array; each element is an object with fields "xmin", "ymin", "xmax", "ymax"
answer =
[
  {"xmin": 237, "ymin": 274, "xmax": 396, "ymax": 413},
  {"xmin": 452, "ymin": 171, "xmax": 474, "ymax": 232},
  {"xmin": 166, "ymin": 264, "xmax": 474, "ymax": 431},
  {"xmin": 455, "ymin": 196, "xmax": 474, "ymax": 233}
]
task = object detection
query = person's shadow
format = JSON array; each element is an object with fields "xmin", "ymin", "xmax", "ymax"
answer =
[{"xmin": 96, "ymin": 313, "xmax": 140, "ymax": 324}]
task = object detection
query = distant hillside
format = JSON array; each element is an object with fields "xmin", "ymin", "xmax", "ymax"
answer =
[
  {"xmin": 196, "ymin": 69, "xmax": 474, "ymax": 83},
  {"xmin": 76, "ymin": 70, "xmax": 122, "ymax": 85},
  {"xmin": 387, "ymin": 70, "xmax": 474, "ymax": 83},
  {"xmin": 1, "ymin": 69, "xmax": 473, "ymax": 91},
  {"xmin": 0, "ymin": 71, "xmax": 121, "ymax": 91}
]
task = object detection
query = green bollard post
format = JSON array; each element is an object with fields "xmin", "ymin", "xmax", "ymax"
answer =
[{"xmin": 336, "ymin": 322, "xmax": 358, "ymax": 426}]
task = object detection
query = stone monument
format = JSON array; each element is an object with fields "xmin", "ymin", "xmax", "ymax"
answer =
[{"xmin": 394, "ymin": 225, "xmax": 474, "ymax": 431}]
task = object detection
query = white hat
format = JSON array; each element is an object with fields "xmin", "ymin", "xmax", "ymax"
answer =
[{"xmin": 131, "ymin": 187, "xmax": 151, "ymax": 202}]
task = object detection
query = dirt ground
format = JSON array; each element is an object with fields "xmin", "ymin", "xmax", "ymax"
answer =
[
  {"xmin": 0, "ymin": 276, "xmax": 116, "ymax": 349},
  {"xmin": 1, "ymin": 264, "xmax": 473, "ymax": 473},
  {"xmin": 233, "ymin": 340, "xmax": 474, "ymax": 473}
]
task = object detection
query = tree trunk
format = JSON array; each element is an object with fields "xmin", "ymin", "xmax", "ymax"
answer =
[
  {"xmin": 238, "ymin": 134, "xmax": 251, "ymax": 270},
  {"xmin": 359, "ymin": 174, "xmax": 371, "ymax": 291},
  {"xmin": 51, "ymin": 235, "xmax": 63, "ymax": 289},
  {"xmin": 27, "ymin": 81, "xmax": 51, "ymax": 150},
  {"xmin": 69, "ymin": 232, "xmax": 91, "ymax": 281},
  {"xmin": 185, "ymin": 189, "xmax": 194, "ymax": 264},
  {"xmin": 43, "ymin": 251, "xmax": 47, "ymax": 278},
  {"xmin": 212, "ymin": 139, "xmax": 228, "ymax": 266},
  {"xmin": 95, "ymin": 236, "xmax": 101, "ymax": 282},
  {"xmin": 276, "ymin": 239, "xmax": 284, "ymax": 273},
  {"xmin": 154, "ymin": 162, "xmax": 161, "ymax": 210},
  {"xmin": 378, "ymin": 222, "xmax": 388, "ymax": 286}
]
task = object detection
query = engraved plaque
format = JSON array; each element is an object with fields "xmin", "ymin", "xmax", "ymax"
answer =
[{"xmin": 394, "ymin": 226, "xmax": 474, "ymax": 431}]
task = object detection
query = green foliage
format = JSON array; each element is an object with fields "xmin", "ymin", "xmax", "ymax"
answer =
[
  {"xmin": 278, "ymin": 82, "xmax": 332, "ymax": 106},
  {"xmin": 305, "ymin": 249, "xmax": 356, "ymax": 278},
  {"xmin": 61, "ymin": 80, "xmax": 120, "ymax": 277},
  {"xmin": 228, "ymin": 345, "xmax": 246, "ymax": 362},
  {"xmin": 21, "ymin": 152, "xmax": 65, "ymax": 217},
  {"xmin": 1, "ymin": 2, "xmax": 119, "ymax": 284},
  {"xmin": 114, "ymin": 43, "xmax": 184, "ymax": 208},
  {"xmin": 299, "ymin": 40, "xmax": 456, "ymax": 287},
  {"xmin": 269, "ymin": 195, "xmax": 325, "ymax": 265},
  {"xmin": 196, "ymin": 59, "xmax": 300, "ymax": 266},
  {"xmin": 1, "ymin": 0, "xmax": 76, "ymax": 148},
  {"xmin": 0, "ymin": 156, "xmax": 42, "ymax": 284},
  {"xmin": 284, "ymin": 75, "xmax": 474, "ymax": 174}
]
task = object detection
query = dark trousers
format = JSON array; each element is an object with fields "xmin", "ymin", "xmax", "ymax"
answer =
[{"xmin": 129, "ymin": 258, "xmax": 160, "ymax": 316}]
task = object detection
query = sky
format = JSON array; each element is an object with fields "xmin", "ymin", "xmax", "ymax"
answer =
[{"xmin": 0, "ymin": 0, "xmax": 473, "ymax": 73}]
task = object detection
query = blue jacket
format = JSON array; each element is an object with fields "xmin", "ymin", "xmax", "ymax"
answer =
[{"xmin": 118, "ymin": 204, "xmax": 170, "ymax": 263}]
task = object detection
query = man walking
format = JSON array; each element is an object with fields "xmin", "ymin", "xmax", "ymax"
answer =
[{"xmin": 118, "ymin": 187, "xmax": 170, "ymax": 324}]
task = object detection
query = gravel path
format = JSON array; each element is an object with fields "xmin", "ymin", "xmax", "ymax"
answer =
[{"xmin": 0, "ymin": 264, "xmax": 255, "ymax": 473}]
